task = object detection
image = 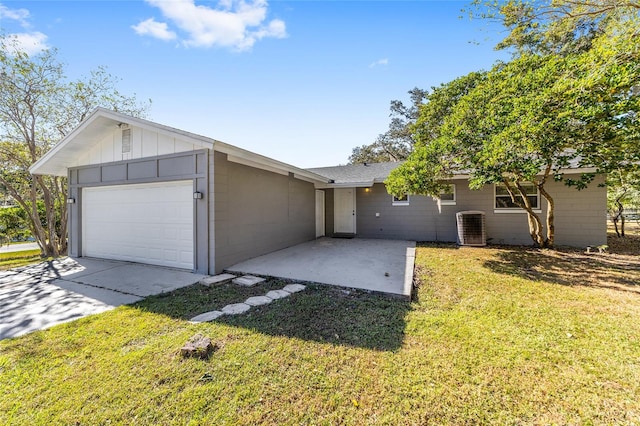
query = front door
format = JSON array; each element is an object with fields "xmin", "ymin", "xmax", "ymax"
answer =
[{"xmin": 334, "ymin": 188, "xmax": 356, "ymax": 234}]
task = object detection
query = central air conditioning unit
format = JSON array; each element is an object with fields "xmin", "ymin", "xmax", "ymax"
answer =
[{"xmin": 456, "ymin": 211, "xmax": 486, "ymax": 246}]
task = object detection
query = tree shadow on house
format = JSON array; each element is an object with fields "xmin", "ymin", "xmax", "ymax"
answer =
[
  {"xmin": 135, "ymin": 281, "xmax": 410, "ymax": 352},
  {"xmin": 482, "ymin": 244, "xmax": 640, "ymax": 295}
]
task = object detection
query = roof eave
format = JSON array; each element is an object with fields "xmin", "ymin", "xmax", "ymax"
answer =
[
  {"xmin": 30, "ymin": 108, "xmax": 217, "ymax": 177},
  {"xmin": 213, "ymin": 141, "xmax": 329, "ymax": 184}
]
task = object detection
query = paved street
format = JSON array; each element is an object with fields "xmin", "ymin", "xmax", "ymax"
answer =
[{"xmin": 0, "ymin": 242, "xmax": 40, "ymax": 253}]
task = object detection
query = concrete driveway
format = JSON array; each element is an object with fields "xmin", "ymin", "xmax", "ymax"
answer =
[
  {"xmin": 227, "ymin": 238, "xmax": 416, "ymax": 298},
  {"xmin": 0, "ymin": 257, "xmax": 204, "ymax": 340}
]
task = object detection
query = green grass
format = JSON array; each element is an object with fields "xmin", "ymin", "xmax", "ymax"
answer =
[
  {"xmin": 0, "ymin": 249, "xmax": 43, "ymax": 270},
  {"xmin": 1, "ymin": 245, "xmax": 639, "ymax": 424}
]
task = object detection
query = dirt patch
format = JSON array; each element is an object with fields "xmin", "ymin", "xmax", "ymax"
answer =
[
  {"xmin": 483, "ymin": 231, "xmax": 640, "ymax": 295},
  {"xmin": 607, "ymin": 221, "xmax": 640, "ymax": 255}
]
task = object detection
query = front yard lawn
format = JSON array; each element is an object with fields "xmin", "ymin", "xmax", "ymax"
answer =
[
  {"xmin": 0, "ymin": 249, "xmax": 43, "ymax": 270},
  {"xmin": 1, "ymin": 242, "xmax": 639, "ymax": 424}
]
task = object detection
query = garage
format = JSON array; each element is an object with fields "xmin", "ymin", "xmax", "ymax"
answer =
[{"xmin": 82, "ymin": 180, "xmax": 194, "ymax": 270}]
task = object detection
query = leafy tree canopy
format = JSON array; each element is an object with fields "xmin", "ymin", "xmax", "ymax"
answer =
[
  {"xmin": 0, "ymin": 36, "xmax": 150, "ymax": 257},
  {"xmin": 348, "ymin": 88, "xmax": 427, "ymax": 164},
  {"xmin": 386, "ymin": 1, "xmax": 640, "ymax": 247}
]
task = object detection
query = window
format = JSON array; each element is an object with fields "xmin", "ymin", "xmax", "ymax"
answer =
[
  {"xmin": 439, "ymin": 184, "xmax": 456, "ymax": 205},
  {"xmin": 495, "ymin": 183, "xmax": 539, "ymax": 211},
  {"xmin": 392, "ymin": 194, "xmax": 410, "ymax": 206}
]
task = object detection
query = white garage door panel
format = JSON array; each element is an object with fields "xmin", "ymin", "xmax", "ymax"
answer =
[{"xmin": 83, "ymin": 181, "xmax": 193, "ymax": 269}]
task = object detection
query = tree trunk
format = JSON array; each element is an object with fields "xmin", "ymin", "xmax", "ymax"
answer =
[
  {"xmin": 613, "ymin": 216, "xmax": 621, "ymax": 237},
  {"xmin": 538, "ymin": 185, "xmax": 555, "ymax": 248},
  {"xmin": 504, "ymin": 180, "xmax": 547, "ymax": 247},
  {"xmin": 612, "ymin": 199, "xmax": 625, "ymax": 238}
]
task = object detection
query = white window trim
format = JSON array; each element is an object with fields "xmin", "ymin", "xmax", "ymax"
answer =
[
  {"xmin": 494, "ymin": 208, "xmax": 542, "ymax": 214},
  {"xmin": 439, "ymin": 184, "xmax": 456, "ymax": 206},
  {"xmin": 494, "ymin": 183, "xmax": 541, "ymax": 214},
  {"xmin": 392, "ymin": 194, "xmax": 410, "ymax": 206}
]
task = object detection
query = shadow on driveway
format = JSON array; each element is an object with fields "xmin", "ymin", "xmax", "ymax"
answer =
[{"xmin": 0, "ymin": 257, "xmax": 203, "ymax": 340}]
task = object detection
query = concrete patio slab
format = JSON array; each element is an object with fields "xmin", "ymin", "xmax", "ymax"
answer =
[
  {"xmin": 0, "ymin": 257, "xmax": 205, "ymax": 340},
  {"xmin": 227, "ymin": 238, "xmax": 416, "ymax": 298}
]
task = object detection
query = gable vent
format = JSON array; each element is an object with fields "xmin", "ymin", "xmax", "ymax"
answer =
[
  {"xmin": 121, "ymin": 128, "xmax": 131, "ymax": 153},
  {"xmin": 456, "ymin": 211, "xmax": 486, "ymax": 246}
]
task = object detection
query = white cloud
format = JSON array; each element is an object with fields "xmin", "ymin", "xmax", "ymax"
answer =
[
  {"xmin": 369, "ymin": 58, "xmax": 389, "ymax": 68},
  {"xmin": 2, "ymin": 32, "xmax": 49, "ymax": 55},
  {"xmin": 135, "ymin": 0, "xmax": 287, "ymax": 51},
  {"xmin": 131, "ymin": 18, "xmax": 177, "ymax": 41},
  {"xmin": 0, "ymin": 4, "xmax": 31, "ymax": 27},
  {"xmin": 0, "ymin": 4, "xmax": 50, "ymax": 54}
]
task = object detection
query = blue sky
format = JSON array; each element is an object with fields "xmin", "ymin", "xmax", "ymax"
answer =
[{"xmin": 0, "ymin": 0, "xmax": 508, "ymax": 168}]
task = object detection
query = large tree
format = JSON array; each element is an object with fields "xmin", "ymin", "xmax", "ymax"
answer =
[
  {"xmin": 349, "ymin": 88, "xmax": 427, "ymax": 164},
  {"xmin": 386, "ymin": 1, "xmax": 640, "ymax": 247},
  {"xmin": 607, "ymin": 168, "xmax": 640, "ymax": 237},
  {"xmin": 0, "ymin": 38, "xmax": 149, "ymax": 257}
]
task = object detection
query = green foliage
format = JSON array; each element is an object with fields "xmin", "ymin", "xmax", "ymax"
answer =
[
  {"xmin": 388, "ymin": 1, "xmax": 640, "ymax": 247},
  {"xmin": 0, "ymin": 206, "xmax": 30, "ymax": 244},
  {"xmin": 607, "ymin": 167, "xmax": 640, "ymax": 236},
  {"xmin": 349, "ymin": 88, "xmax": 427, "ymax": 164},
  {"xmin": 0, "ymin": 37, "xmax": 150, "ymax": 257}
]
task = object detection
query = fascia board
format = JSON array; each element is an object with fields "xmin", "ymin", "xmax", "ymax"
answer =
[{"xmin": 30, "ymin": 108, "xmax": 217, "ymax": 176}]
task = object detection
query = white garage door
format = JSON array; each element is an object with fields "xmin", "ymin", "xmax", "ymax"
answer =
[{"xmin": 82, "ymin": 181, "xmax": 194, "ymax": 269}]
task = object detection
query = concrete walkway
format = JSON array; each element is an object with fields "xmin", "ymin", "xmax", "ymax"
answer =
[
  {"xmin": 227, "ymin": 238, "xmax": 416, "ymax": 298},
  {"xmin": 0, "ymin": 257, "xmax": 204, "ymax": 340}
]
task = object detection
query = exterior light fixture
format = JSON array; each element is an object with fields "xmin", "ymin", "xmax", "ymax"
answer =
[
  {"xmin": 193, "ymin": 192, "xmax": 203, "ymax": 199},
  {"xmin": 66, "ymin": 198, "xmax": 75, "ymax": 204}
]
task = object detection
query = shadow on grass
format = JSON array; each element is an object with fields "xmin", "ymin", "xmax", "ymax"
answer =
[
  {"xmin": 482, "ymin": 245, "xmax": 640, "ymax": 294},
  {"xmin": 135, "ymin": 281, "xmax": 410, "ymax": 352}
]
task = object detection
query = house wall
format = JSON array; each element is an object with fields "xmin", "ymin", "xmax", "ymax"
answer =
[
  {"xmin": 76, "ymin": 125, "xmax": 201, "ymax": 167},
  {"xmin": 67, "ymin": 150, "xmax": 209, "ymax": 273},
  {"xmin": 212, "ymin": 152, "xmax": 316, "ymax": 273},
  {"xmin": 355, "ymin": 174, "xmax": 606, "ymax": 247}
]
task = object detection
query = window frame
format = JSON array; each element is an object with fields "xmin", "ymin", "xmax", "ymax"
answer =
[
  {"xmin": 494, "ymin": 183, "xmax": 541, "ymax": 213},
  {"xmin": 438, "ymin": 184, "xmax": 456, "ymax": 206},
  {"xmin": 391, "ymin": 194, "xmax": 410, "ymax": 206}
]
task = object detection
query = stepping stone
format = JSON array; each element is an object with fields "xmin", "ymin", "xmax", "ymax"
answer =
[
  {"xmin": 232, "ymin": 275, "xmax": 265, "ymax": 287},
  {"xmin": 244, "ymin": 296, "xmax": 273, "ymax": 307},
  {"xmin": 221, "ymin": 303, "xmax": 251, "ymax": 315},
  {"xmin": 282, "ymin": 284, "xmax": 306, "ymax": 293},
  {"xmin": 265, "ymin": 289, "xmax": 291, "ymax": 300},
  {"xmin": 190, "ymin": 310, "xmax": 224, "ymax": 323},
  {"xmin": 200, "ymin": 273, "xmax": 236, "ymax": 286}
]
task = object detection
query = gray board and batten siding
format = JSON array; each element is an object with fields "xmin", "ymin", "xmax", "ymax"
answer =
[{"xmin": 67, "ymin": 150, "xmax": 210, "ymax": 273}]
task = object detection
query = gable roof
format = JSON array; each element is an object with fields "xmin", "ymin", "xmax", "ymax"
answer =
[
  {"xmin": 29, "ymin": 108, "xmax": 216, "ymax": 176},
  {"xmin": 307, "ymin": 162, "xmax": 401, "ymax": 186},
  {"xmin": 29, "ymin": 108, "xmax": 329, "ymax": 183}
]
